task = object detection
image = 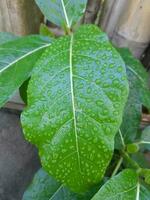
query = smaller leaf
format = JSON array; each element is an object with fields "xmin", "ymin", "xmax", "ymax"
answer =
[
  {"xmin": 91, "ymin": 169, "xmax": 138, "ymax": 200},
  {"xmin": 0, "ymin": 35, "xmax": 53, "ymax": 108},
  {"xmin": 0, "ymin": 32, "xmax": 18, "ymax": 45},
  {"xmin": 23, "ymin": 168, "xmax": 99, "ymax": 200},
  {"xmin": 19, "ymin": 78, "xmax": 30, "ymax": 105},
  {"xmin": 117, "ymin": 48, "xmax": 150, "ymax": 143},
  {"xmin": 35, "ymin": 0, "xmax": 87, "ymax": 28},
  {"xmin": 140, "ymin": 184, "xmax": 150, "ymax": 200}
]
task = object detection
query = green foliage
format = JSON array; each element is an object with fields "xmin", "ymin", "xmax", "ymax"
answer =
[
  {"xmin": 117, "ymin": 48, "xmax": 150, "ymax": 143},
  {"xmin": 127, "ymin": 143, "xmax": 139, "ymax": 154},
  {"xmin": 140, "ymin": 185, "xmax": 150, "ymax": 200},
  {"xmin": 19, "ymin": 78, "xmax": 30, "ymax": 104},
  {"xmin": 23, "ymin": 168, "xmax": 99, "ymax": 200},
  {"xmin": 0, "ymin": 0, "xmax": 150, "ymax": 199},
  {"xmin": 0, "ymin": 35, "xmax": 53, "ymax": 107},
  {"xmin": 35, "ymin": 0, "xmax": 87, "ymax": 28},
  {"xmin": 92, "ymin": 169, "xmax": 138, "ymax": 200},
  {"xmin": 141, "ymin": 169, "xmax": 150, "ymax": 185},
  {"xmin": 141, "ymin": 126, "xmax": 150, "ymax": 150},
  {"xmin": 21, "ymin": 25, "xmax": 128, "ymax": 192},
  {"xmin": 0, "ymin": 32, "xmax": 18, "ymax": 45},
  {"xmin": 40, "ymin": 23, "xmax": 55, "ymax": 38}
]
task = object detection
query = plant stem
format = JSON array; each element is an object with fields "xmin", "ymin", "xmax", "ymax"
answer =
[
  {"xmin": 111, "ymin": 157, "xmax": 123, "ymax": 177},
  {"xmin": 122, "ymin": 151, "xmax": 141, "ymax": 171},
  {"xmin": 119, "ymin": 129, "xmax": 125, "ymax": 149},
  {"xmin": 137, "ymin": 141, "xmax": 150, "ymax": 145}
]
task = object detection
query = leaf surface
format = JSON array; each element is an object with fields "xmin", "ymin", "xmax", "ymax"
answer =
[
  {"xmin": 91, "ymin": 169, "xmax": 138, "ymax": 200},
  {"xmin": 0, "ymin": 35, "xmax": 53, "ymax": 107},
  {"xmin": 21, "ymin": 25, "xmax": 128, "ymax": 192},
  {"xmin": 35, "ymin": 0, "xmax": 87, "ymax": 28},
  {"xmin": 140, "ymin": 185, "xmax": 150, "ymax": 200},
  {"xmin": 40, "ymin": 23, "xmax": 55, "ymax": 38},
  {"xmin": 23, "ymin": 168, "xmax": 98, "ymax": 200},
  {"xmin": 141, "ymin": 126, "xmax": 150, "ymax": 150},
  {"xmin": 0, "ymin": 32, "xmax": 18, "ymax": 45},
  {"xmin": 117, "ymin": 48, "xmax": 150, "ymax": 143}
]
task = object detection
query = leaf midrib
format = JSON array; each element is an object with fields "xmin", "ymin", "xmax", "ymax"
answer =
[
  {"xmin": 69, "ymin": 34, "xmax": 81, "ymax": 173},
  {"xmin": 61, "ymin": 0, "xmax": 70, "ymax": 27},
  {"xmin": 0, "ymin": 43, "xmax": 51, "ymax": 74},
  {"xmin": 104, "ymin": 185, "xmax": 137, "ymax": 199},
  {"xmin": 49, "ymin": 185, "xmax": 63, "ymax": 200}
]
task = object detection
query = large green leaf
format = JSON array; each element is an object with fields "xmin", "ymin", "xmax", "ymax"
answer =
[
  {"xmin": 140, "ymin": 185, "xmax": 150, "ymax": 199},
  {"xmin": 21, "ymin": 25, "xmax": 128, "ymax": 192},
  {"xmin": 0, "ymin": 32, "xmax": 18, "ymax": 45},
  {"xmin": 117, "ymin": 48, "xmax": 150, "ymax": 143},
  {"xmin": 0, "ymin": 35, "xmax": 53, "ymax": 107},
  {"xmin": 23, "ymin": 168, "xmax": 99, "ymax": 200},
  {"xmin": 35, "ymin": 0, "xmax": 87, "ymax": 28},
  {"xmin": 92, "ymin": 169, "xmax": 138, "ymax": 200}
]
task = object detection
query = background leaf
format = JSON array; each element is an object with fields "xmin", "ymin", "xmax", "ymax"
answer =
[
  {"xmin": 91, "ymin": 169, "xmax": 138, "ymax": 200},
  {"xmin": 0, "ymin": 32, "xmax": 18, "ymax": 45},
  {"xmin": 140, "ymin": 185, "xmax": 150, "ymax": 200},
  {"xmin": 116, "ymin": 48, "xmax": 150, "ymax": 143},
  {"xmin": 139, "ymin": 126, "xmax": 150, "ymax": 151},
  {"xmin": 35, "ymin": 0, "xmax": 87, "ymax": 28},
  {"xmin": 21, "ymin": 25, "xmax": 128, "ymax": 192},
  {"xmin": 23, "ymin": 168, "xmax": 99, "ymax": 200},
  {"xmin": 19, "ymin": 78, "xmax": 30, "ymax": 105},
  {"xmin": 0, "ymin": 35, "xmax": 53, "ymax": 108}
]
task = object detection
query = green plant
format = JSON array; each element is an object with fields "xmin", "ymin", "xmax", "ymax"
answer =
[{"xmin": 0, "ymin": 1, "xmax": 150, "ymax": 199}]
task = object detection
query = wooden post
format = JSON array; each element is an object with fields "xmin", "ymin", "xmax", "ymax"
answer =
[
  {"xmin": 99, "ymin": 0, "xmax": 150, "ymax": 58},
  {"xmin": 0, "ymin": 0, "xmax": 43, "ymax": 35}
]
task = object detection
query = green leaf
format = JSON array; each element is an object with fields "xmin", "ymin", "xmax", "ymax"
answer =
[
  {"xmin": 91, "ymin": 169, "xmax": 138, "ymax": 200},
  {"xmin": 35, "ymin": 0, "xmax": 87, "ymax": 28},
  {"xmin": 21, "ymin": 25, "xmax": 128, "ymax": 192},
  {"xmin": 0, "ymin": 35, "xmax": 53, "ymax": 108},
  {"xmin": 117, "ymin": 48, "xmax": 150, "ymax": 143},
  {"xmin": 0, "ymin": 32, "xmax": 18, "ymax": 45},
  {"xmin": 19, "ymin": 78, "xmax": 30, "ymax": 105},
  {"xmin": 140, "ymin": 185, "xmax": 150, "ymax": 199},
  {"xmin": 23, "ymin": 168, "xmax": 99, "ymax": 200},
  {"xmin": 40, "ymin": 23, "xmax": 55, "ymax": 38},
  {"xmin": 141, "ymin": 169, "xmax": 150, "ymax": 185},
  {"xmin": 131, "ymin": 152, "xmax": 150, "ymax": 168},
  {"xmin": 141, "ymin": 126, "xmax": 150, "ymax": 150}
]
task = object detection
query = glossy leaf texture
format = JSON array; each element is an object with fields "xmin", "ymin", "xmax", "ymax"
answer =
[
  {"xmin": 0, "ymin": 35, "xmax": 53, "ymax": 107},
  {"xmin": 21, "ymin": 25, "xmax": 129, "ymax": 192},
  {"xmin": 117, "ymin": 48, "xmax": 150, "ymax": 143},
  {"xmin": 23, "ymin": 168, "xmax": 98, "ymax": 200},
  {"xmin": 0, "ymin": 32, "xmax": 18, "ymax": 45},
  {"xmin": 92, "ymin": 169, "xmax": 138, "ymax": 200},
  {"xmin": 35, "ymin": 0, "xmax": 87, "ymax": 28}
]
